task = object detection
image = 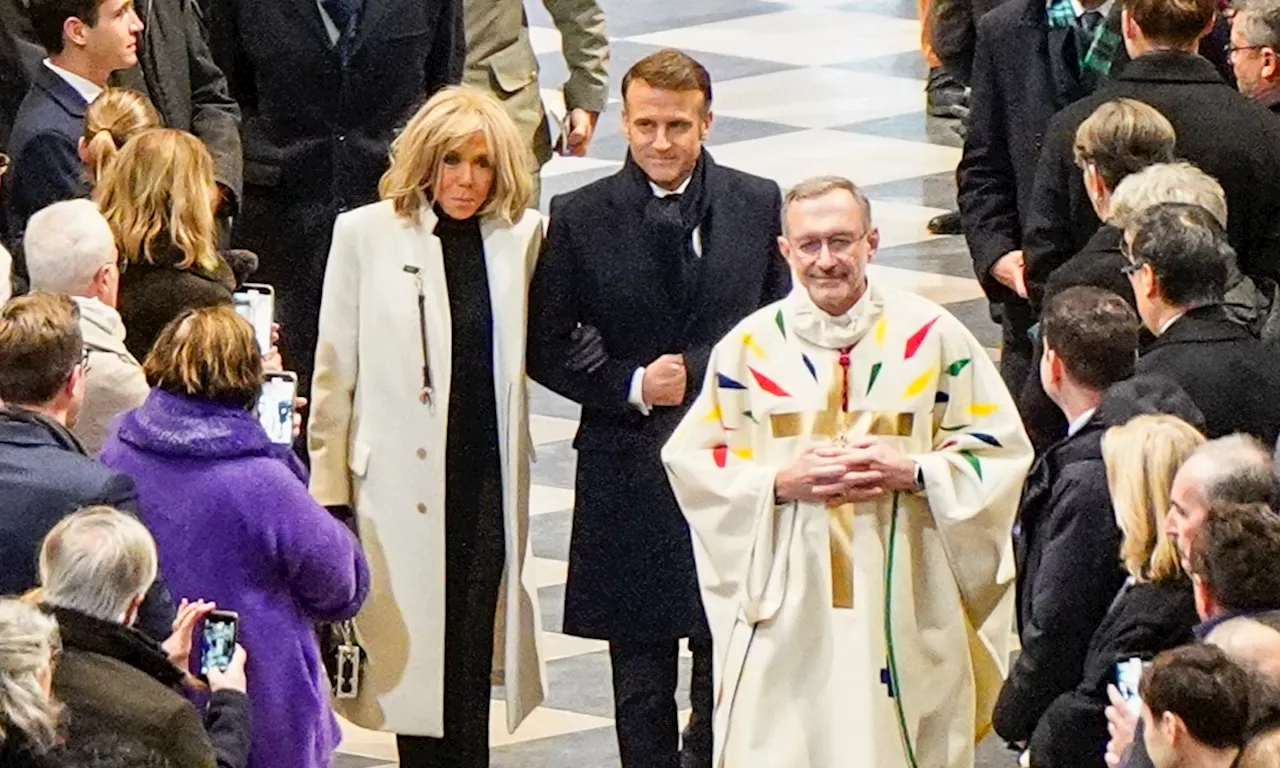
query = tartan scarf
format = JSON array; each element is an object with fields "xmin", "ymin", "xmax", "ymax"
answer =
[{"xmin": 1045, "ymin": 0, "xmax": 1124, "ymax": 79}]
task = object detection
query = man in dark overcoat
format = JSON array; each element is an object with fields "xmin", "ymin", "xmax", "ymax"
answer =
[
  {"xmin": 1022, "ymin": 0, "xmax": 1276, "ymax": 301},
  {"xmin": 207, "ymin": 0, "xmax": 463, "ymax": 399},
  {"xmin": 527, "ymin": 49, "xmax": 791, "ymax": 768}
]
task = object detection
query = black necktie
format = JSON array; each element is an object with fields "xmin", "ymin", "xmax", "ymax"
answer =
[{"xmin": 1079, "ymin": 10, "xmax": 1104, "ymax": 42}]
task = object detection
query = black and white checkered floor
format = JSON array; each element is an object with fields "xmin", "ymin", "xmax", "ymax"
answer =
[{"xmin": 336, "ymin": 0, "xmax": 1018, "ymax": 764}]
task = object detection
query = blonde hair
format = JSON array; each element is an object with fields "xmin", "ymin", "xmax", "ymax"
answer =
[
  {"xmin": 81, "ymin": 88, "xmax": 161, "ymax": 184},
  {"xmin": 0, "ymin": 599, "xmax": 61, "ymax": 753},
  {"xmin": 378, "ymin": 87, "xmax": 532, "ymax": 224},
  {"xmin": 1072, "ymin": 98, "xmax": 1176, "ymax": 191},
  {"xmin": 96, "ymin": 128, "xmax": 221, "ymax": 274},
  {"xmin": 1103, "ymin": 414, "xmax": 1206, "ymax": 582},
  {"xmin": 144, "ymin": 305, "xmax": 263, "ymax": 409}
]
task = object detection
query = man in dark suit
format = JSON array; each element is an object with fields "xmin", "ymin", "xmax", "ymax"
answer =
[
  {"xmin": 993, "ymin": 285, "xmax": 1204, "ymax": 748},
  {"xmin": 958, "ymin": 0, "xmax": 1231, "ymax": 396},
  {"xmin": 6, "ymin": 0, "xmax": 142, "ymax": 236},
  {"xmin": 1125, "ymin": 203, "xmax": 1280, "ymax": 444},
  {"xmin": 527, "ymin": 50, "xmax": 791, "ymax": 768},
  {"xmin": 207, "ymin": 0, "xmax": 462, "ymax": 400},
  {"xmin": 0, "ymin": 293, "xmax": 174, "ymax": 640},
  {"xmin": 1023, "ymin": 0, "xmax": 1280, "ymax": 300},
  {"xmin": 957, "ymin": 0, "xmax": 1129, "ymax": 395},
  {"xmin": 0, "ymin": 0, "xmax": 243, "ymax": 226}
]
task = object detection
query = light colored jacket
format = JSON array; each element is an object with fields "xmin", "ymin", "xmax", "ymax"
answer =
[
  {"xmin": 462, "ymin": 0, "xmax": 608, "ymax": 169},
  {"xmin": 308, "ymin": 200, "xmax": 546, "ymax": 736},
  {"xmin": 73, "ymin": 296, "xmax": 150, "ymax": 455}
]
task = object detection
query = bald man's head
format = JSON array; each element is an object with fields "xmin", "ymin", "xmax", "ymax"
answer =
[{"xmin": 1167, "ymin": 436, "xmax": 1278, "ymax": 564}]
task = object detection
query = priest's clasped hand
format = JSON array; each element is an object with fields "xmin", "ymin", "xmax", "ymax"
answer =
[{"xmin": 774, "ymin": 440, "xmax": 919, "ymax": 505}]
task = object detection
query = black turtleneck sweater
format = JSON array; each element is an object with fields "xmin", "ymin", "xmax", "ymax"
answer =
[{"xmin": 432, "ymin": 208, "xmax": 504, "ymax": 581}]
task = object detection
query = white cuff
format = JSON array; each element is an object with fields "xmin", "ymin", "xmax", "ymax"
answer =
[{"xmin": 629, "ymin": 367, "xmax": 651, "ymax": 415}]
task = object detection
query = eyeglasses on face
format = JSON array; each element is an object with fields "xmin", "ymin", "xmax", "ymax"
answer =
[
  {"xmin": 1227, "ymin": 43, "xmax": 1267, "ymax": 61},
  {"xmin": 790, "ymin": 231, "xmax": 869, "ymax": 258}
]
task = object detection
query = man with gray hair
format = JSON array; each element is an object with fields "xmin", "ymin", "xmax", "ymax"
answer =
[
  {"xmin": 663, "ymin": 175, "xmax": 1033, "ymax": 767},
  {"xmin": 1165, "ymin": 434, "xmax": 1280, "ymax": 565},
  {"xmin": 1231, "ymin": 0, "xmax": 1280, "ymax": 113},
  {"xmin": 24, "ymin": 199, "xmax": 148, "ymax": 455},
  {"xmin": 41, "ymin": 506, "xmax": 252, "ymax": 767},
  {"xmin": 1126, "ymin": 203, "xmax": 1280, "ymax": 443}
]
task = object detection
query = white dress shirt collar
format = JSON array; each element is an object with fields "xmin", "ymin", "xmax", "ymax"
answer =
[
  {"xmin": 1071, "ymin": 0, "xmax": 1114, "ymax": 19},
  {"xmin": 650, "ymin": 175, "xmax": 692, "ymax": 198},
  {"xmin": 1068, "ymin": 407, "xmax": 1098, "ymax": 437},
  {"xmin": 43, "ymin": 59, "xmax": 103, "ymax": 104},
  {"xmin": 1158, "ymin": 311, "xmax": 1186, "ymax": 336}
]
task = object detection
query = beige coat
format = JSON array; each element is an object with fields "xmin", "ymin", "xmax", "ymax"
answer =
[
  {"xmin": 462, "ymin": 0, "xmax": 608, "ymax": 170},
  {"xmin": 309, "ymin": 200, "xmax": 546, "ymax": 737},
  {"xmin": 72, "ymin": 297, "xmax": 150, "ymax": 456}
]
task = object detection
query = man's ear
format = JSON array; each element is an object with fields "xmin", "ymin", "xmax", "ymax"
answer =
[
  {"xmin": 63, "ymin": 16, "xmax": 90, "ymax": 48},
  {"xmin": 865, "ymin": 227, "xmax": 880, "ymax": 262},
  {"xmin": 1265, "ymin": 48, "xmax": 1280, "ymax": 81},
  {"xmin": 1160, "ymin": 710, "xmax": 1185, "ymax": 746},
  {"xmin": 701, "ymin": 109, "xmax": 714, "ymax": 141}
]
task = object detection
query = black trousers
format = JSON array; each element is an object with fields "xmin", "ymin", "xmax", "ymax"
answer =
[
  {"xmin": 397, "ymin": 464, "xmax": 506, "ymax": 767},
  {"xmin": 609, "ymin": 634, "xmax": 713, "ymax": 768}
]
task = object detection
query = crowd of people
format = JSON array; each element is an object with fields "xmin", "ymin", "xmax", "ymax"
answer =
[{"xmin": 0, "ymin": 0, "xmax": 1277, "ymax": 767}]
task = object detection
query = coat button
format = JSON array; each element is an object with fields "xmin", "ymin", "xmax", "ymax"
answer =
[
  {"xmin": 416, "ymin": 503, "xmax": 427, "ymax": 514},
  {"xmin": 416, "ymin": 448, "xmax": 426, "ymax": 460}
]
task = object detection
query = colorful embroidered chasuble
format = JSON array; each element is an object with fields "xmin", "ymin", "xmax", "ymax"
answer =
[{"xmin": 662, "ymin": 282, "xmax": 1033, "ymax": 768}]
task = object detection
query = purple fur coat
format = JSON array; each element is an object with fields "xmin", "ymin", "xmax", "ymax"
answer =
[{"xmin": 101, "ymin": 389, "xmax": 370, "ymax": 768}]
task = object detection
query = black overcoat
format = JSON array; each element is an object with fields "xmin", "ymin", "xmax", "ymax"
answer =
[{"xmin": 527, "ymin": 153, "xmax": 792, "ymax": 640}]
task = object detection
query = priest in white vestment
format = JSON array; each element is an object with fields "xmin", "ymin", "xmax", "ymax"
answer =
[{"xmin": 661, "ymin": 176, "xmax": 1034, "ymax": 768}]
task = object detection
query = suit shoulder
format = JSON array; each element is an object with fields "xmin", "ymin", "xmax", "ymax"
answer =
[
  {"xmin": 711, "ymin": 164, "xmax": 780, "ymax": 201},
  {"xmin": 976, "ymin": 0, "xmax": 1031, "ymax": 38},
  {"xmin": 548, "ymin": 172, "xmax": 618, "ymax": 220}
]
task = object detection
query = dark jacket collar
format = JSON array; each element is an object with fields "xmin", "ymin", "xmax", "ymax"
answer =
[
  {"xmin": 1115, "ymin": 50, "xmax": 1224, "ymax": 85},
  {"xmin": 43, "ymin": 605, "xmax": 184, "ymax": 689},
  {"xmin": 33, "ymin": 62, "xmax": 89, "ymax": 119},
  {"xmin": 0, "ymin": 405, "xmax": 87, "ymax": 454},
  {"xmin": 1044, "ymin": 374, "xmax": 1207, "ymax": 459},
  {"xmin": 1148, "ymin": 304, "xmax": 1251, "ymax": 349}
]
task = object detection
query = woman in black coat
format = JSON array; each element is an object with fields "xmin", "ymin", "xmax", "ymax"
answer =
[
  {"xmin": 1027, "ymin": 414, "xmax": 1205, "ymax": 767},
  {"xmin": 0, "ymin": 599, "xmax": 61, "ymax": 768},
  {"xmin": 96, "ymin": 128, "xmax": 251, "ymax": 361}
]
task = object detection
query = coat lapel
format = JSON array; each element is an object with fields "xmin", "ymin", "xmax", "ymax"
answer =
[{"xmin": 291, "ymin": 0, "xmax": 338, "ymax": 53}]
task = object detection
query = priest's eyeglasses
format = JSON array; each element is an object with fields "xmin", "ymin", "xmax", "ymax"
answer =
[{"xmin": 792, "ymin": 231, "xmax": 869, "ymax": 258}]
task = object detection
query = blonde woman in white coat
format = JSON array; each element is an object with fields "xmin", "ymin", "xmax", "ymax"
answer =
[{"xmin": 308, "ymin": 87, "xmax": 546, "ymax": 767}]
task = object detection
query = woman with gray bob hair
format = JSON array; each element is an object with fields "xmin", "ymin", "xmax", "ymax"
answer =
[{"xmin": 0, "ymin": 598, "xmax": 62, "ymax": 766}]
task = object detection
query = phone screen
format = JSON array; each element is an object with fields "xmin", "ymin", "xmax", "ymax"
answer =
[
  {"xmin": 1115, "ymin": 658, "xmax": 1147, "ymax": 717},
  {"xmin": 200, "ymin": 612, "xmax": 238, "ymax": 676},
  {"xmin": 257, "ymin": 373, "xmax": 297, "ymax": 445},
  {"xmin": 233, "ymin": 284, "xmax": 274, "ymax": 354}
]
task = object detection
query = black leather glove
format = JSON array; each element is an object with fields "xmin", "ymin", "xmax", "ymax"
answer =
[
  {"xmin": 326, "ymin": 505, "xmax": 358, "ymax": 537},
  {"xmin": 566, "ymin": 324, "xmax": 608, "ymax": 374}
]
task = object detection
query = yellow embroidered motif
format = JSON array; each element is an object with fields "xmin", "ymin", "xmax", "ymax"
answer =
[
  {"xmin": 742, "ymin": 334, "xmax": 766, "ymax": 358},
  {"xmin": 874, "ymin": 316, "xmax": 887, "ymax": 346},
  {"xmin": 904, "ymin": 369, "xmax": 934, "ymax": 398},
  {"xmin": 970, "ymin": 403, "xmax": 999, "ymax": 417}
]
